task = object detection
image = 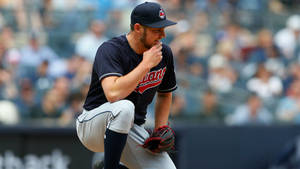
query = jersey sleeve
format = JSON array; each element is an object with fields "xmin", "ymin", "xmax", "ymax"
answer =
[
  {"xmin": 94, "ymin": 42, "xmax": 124, "ymax": 81},
  {"xmin": 157, "ymin": 45, "xmax": 177, "ymax": 93}
]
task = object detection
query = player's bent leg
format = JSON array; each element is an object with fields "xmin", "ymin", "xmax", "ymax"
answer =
[
  {"xmin": 104, "ymin": 100, "xmax": 135, "ymax": 169},
  {"xmin": 76, "ymin": 100, "xmax": 135, "ymax": 152},
  {"xmin": 76, "ymin": 105, "xmax": 109, "ymax": 152},
  {"xmin": 107, "ymin": 99, "xmax": 135, "ymax": 133},
  {"xmin": 120, "ymin": 124, "xmax": 177, "ymax": 169}
]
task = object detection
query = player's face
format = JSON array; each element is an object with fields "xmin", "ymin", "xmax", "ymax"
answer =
[{"xmin": 140, "ymin": 26, "xmax": 166, "ymax": 49}]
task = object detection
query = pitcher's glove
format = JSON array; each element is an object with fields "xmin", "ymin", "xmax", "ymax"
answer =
[{"xmin": 142, "ymin": 125, "xmax": 175, "ymax": 154}]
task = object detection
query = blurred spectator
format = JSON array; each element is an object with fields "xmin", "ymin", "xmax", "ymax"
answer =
[
  {"xmin": 4, "ymin": 48, "xmax": 21, "ymax": 71},
  {"xmin": 208, "ymin": 53, "xmax": 237, "ymax": 93},
  {"xmin": 174, "ymin": 48, "xmax": 193, "ymax": 73},
  {"xmin": 64, "ymin": 54, "xmax": 82, "ymax": 79},
  {"xmin": 47, "ymin": 57, "xmax": 68, "ymax": 78},
  {"xmin": 225, "ymin": 93, "xmax": 273, "ymax": 125},
  {"xmin": 75, "ymin": 19, "xmax": 108, "ymax": 62},
  {"xmin": 44, "ymin": 0, "xmax": 82, "ymax": 57},
  {"xmin": 276, "ymin": 79, "xmax": 300, "ymax": 123},
  {"xmin": 170, "ymin": 93, "xmax": 186, "ymax": 118},
  {"xmin": 68, "ymin": 57, "xmax": 92, "ymax": 91},
  {"xmin": 274, "ymin": 15, "xmax": 300, "ymax": 61},
  {"xmin": 236, "ymin": 0, "xmax": 267, "ymax": 30},
  {"xmin": 197, "ymin": 89, "xmax": 224, "ymax": 123},
  {"xmin": 19, "ymin": 32, "xmax": 58, "ymax": 77},
  {"xmin": 39, "ymin": 0, "xmax": 55, "ymax": 29},
  {"xmin": 14, "ymin": 78, "xmax": 39, "ymax": 119},
  {"xmin": 33, "ymin": 76, "xmax": 69, "ymax": 119},
  {"xmin": 171, "ymin": 31, "xmax": 209, "ymax": 92},
  {"xmin": 32, "ymin": 60, "xmax": 53, "ymax": 100},
  {"xmin": 215, "ymin": 23, "xmax": 255, "ymax": 57},
  {"xmin": 51, "ymin": 76, "xmax": 70, "ymax": 105},
  {"xmin": 0, "ymin": 26, "xmax": 22, "ymax": 71},
  {"xmin": 0, "ymin": 66, "xmax": 18, "ymax": 100},
  {"xmin": 59, "ymin": 92, "xmax": 84, "ymax": 126},
  {"xmin": 105, "ymin": 8, "xmax": 125, "ymax": 38},
  {"xmin": 212, "ymin": 24, "xmax": 254, "ymax": 85},
  {"xmin": 283, "ymin": 63, "xmax": 300, "ymax": 94},
  {"xmin": 215, "ymin": 39, "xmax": 242, "ymax": 71},
  {"xmin": 170, "ymin": 31, "xmax": 197, "ymax": 66},
  {"xmin": 247, "ymin": 29, "xmax": 286, "ymax": 78},
  {"xmin": 196, "ymin": 0, "xmax": 233, "ymax": 32},
  {"xmin": 14, "ymin": 0, "xmax": 43, "ymax": 32},
  {"xmin": 33, "ymin": 89, "xmax": 63, "ymax": 118},
  {"xmin": 104, "ymin": 1, "xmax": 132, "ymax": 38},
  {"xmin": 79, "ymin": 78, "xmax": 90, "ymax": 99},
  {"xmin": 246, "ymin": 63, "xmax": 283, "ymax": 99},
  {"xmin": 1, "ymin": 26, "xmax": 17, "ymax": 49}
]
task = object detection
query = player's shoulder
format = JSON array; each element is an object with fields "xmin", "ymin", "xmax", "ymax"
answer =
[
  {"xmin": 95, "ymin": 35, "xmax": 128, "ymax": 61},
  {"xmin": 162, "ymin": 43, "xmax": 171, "ymax": 51},
  {"xmin": 101, "ymin": 35, "xmax": 127, "ymax": 49},
  {"xmin": 96, "ymin": 35, "xmax": 127, "ymax": 55},
  {"xmin": 162, "ymin": 43, "xmax": 173, "ymax": 57}
]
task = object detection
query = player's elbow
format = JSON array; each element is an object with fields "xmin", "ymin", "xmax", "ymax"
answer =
[
  {"xmin": 105, "ymin": 92, "xmax": 121, "ymax": 103},
  {"xmin": 107, "ymin": 97, "xmax": 120, "ymax": 103}
]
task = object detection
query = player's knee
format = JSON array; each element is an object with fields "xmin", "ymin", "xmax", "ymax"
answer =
[
  {"xmin": 117, "ymin": 100, "xmax": 135, "ymax": 119},
  {"xmin": 109, "ymin": 100, "xmax": 135, "ymax": 133}
]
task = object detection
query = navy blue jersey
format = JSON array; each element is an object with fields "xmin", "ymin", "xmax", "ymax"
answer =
[{"xmin": 83, "ymin": 35, "xmax": 177, "ymax": 125}]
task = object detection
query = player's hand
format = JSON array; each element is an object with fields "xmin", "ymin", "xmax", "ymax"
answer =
[
  {"xmin": 142, "ymin": 42, "xmax": 162, "ymax": 69},
  {"xmin": 142, "ymin": 125, "xmax": 175, "ymax": 154}
]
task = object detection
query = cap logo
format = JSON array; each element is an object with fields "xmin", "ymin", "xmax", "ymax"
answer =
[{"xmin": 159, "ymin": 8, "xmax": 165, "ymax": 19}]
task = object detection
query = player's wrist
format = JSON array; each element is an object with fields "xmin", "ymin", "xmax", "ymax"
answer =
[{"xmin": 139, "ymin": 61, "xmax": 152, "ymax": 71}]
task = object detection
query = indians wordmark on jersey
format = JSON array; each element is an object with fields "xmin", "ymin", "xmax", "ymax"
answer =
[{"xmin": 135, "ymin": 67, "xmax": 167, "ymax": 94}]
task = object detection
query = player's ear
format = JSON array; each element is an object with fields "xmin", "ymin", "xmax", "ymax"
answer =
[{"xmin": 134, "ymin": 23, "xmax": 143, "ymax": 33}]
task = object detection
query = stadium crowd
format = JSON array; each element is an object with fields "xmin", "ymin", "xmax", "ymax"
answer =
[{"xmin": 0, "ymin": 0, "xmax": 299, "ymax": 126}]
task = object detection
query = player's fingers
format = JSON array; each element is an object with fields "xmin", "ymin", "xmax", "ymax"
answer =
[
  {"xmin": 154, "ymin": 41, "xmax": 161, "ymax": 46},
  {"xmin": 158, "ymin": 41, "xmax": 162, "ymax": 48},
  {"xmin": 148, "ymin": 45, "xmax": 157, "ymax": 53},
  {"xmin": 157, "ymin": 51, "xmax": 162, "ymax": 57},
  {"xmin": 157, "ymin": 53, "xmax": 163, "ymax": 62},
  {"xmin": 147, "ymin": 42, "xmax": 162, "ymax": 56},
  {"xmin": 157, "ymin": 43, "xmax": 162, "ymax": 51},
  {"xmin": 153, "ymin": 43, "xmax": 162, "ymax": 53},
  {"xmin": 153, "ymin": 42, "xmax": 162, "ymax": 49}
]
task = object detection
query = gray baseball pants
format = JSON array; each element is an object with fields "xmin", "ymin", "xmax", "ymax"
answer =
[{"xmin": 76, "ymin": 100, "xmax": 176, "ymax": 169}]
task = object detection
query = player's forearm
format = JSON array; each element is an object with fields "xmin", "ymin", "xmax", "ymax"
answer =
[
  {"xmin": 105, "ymin": 62, "xmax": 151, "ymax": 102},
  {"xmin": 154, "ymin": 92, "xmax": 172, "ymax": 129}
]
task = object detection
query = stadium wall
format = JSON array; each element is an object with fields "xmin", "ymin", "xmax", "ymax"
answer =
[{"xmin": 0, "ymin": 125, "xmax": 299, "ymax": 169}]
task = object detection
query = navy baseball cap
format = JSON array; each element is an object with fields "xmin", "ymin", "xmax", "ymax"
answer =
[{"xmin": 131, "ymin": 2, "xmax": 177, "ymax": 28}]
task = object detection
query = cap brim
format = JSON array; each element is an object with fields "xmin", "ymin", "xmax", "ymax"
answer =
[{"xmin": 143, "ymin": 19, "xmax": 177, "ymax": 28}]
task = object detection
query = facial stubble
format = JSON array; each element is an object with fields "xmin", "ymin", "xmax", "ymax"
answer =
[{"xmin": 140, "ymin": 27, "xmax": 152, "ymax": 49}]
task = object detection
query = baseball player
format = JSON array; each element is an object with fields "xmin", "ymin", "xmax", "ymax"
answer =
[{"xmin": 76, "ymin": 2, "xmax": 177, "ymax": 169}]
